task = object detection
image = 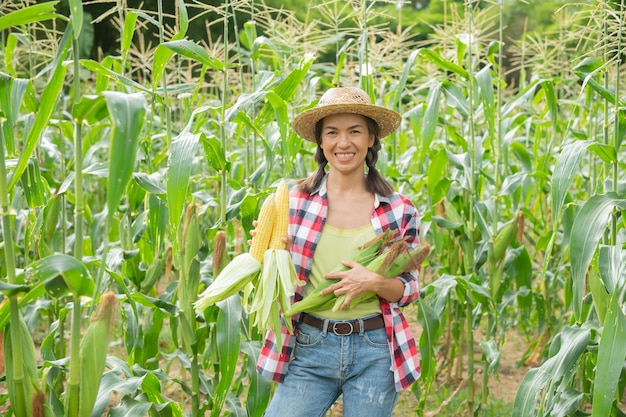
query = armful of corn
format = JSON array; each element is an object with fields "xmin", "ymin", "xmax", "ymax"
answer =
[
  {"xmin": 284, "ymin": 233, "xmax": 430, "ymax": 316},
  {"xmin": 331, "ymin": 240, "xmax": 431, "ymax": 311},
  {"xmin": 282, "ymin": 230, "xmax": 394, "ymax": 318}
]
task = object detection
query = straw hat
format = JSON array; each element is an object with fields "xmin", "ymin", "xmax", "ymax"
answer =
[{"xmin": 292, "ymin": 87, "xmax": 402, "ymax": 142}]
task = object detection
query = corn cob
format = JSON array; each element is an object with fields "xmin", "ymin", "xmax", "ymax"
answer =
[
  {"xmin": 490, "ymin": 213, "xmax": 520, "ymax": 264},
  {"xmin": 194, "ymin": 193, "xmax": 276, "ymax": 314},
  {"xmin": 269, "ymin": 179, "xmax": 289, "ymax": 250},
  {"xmin": 332, "ymin": 241, "xmax": 431, "ymax": 311},
  {"xmin": 250, "ymin": 180, "xmax": 304, "ymax": 341},
  {"xmin": 249, "ymin": 194, "xmax": 276, "ymax": 263},
  {"xmin": 78, "ymin": 292, "xmax": 117, "ymax": 417},
  {"xmin": 283, "ymin": 230, "xmax": 392, "ymax": 318}
]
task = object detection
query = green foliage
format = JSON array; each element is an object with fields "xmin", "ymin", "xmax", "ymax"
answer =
[{"xmin": 1, "ymin": 0, "xmax": 625, "ymax": 416}]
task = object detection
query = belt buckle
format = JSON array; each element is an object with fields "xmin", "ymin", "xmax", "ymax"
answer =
[{"xmin": 331, "ymin": 321, "xmax": 354, "ymax": 336}]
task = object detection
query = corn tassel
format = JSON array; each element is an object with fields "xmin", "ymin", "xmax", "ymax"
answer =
[
  {"xmin": 332, "ymin": 241, "xmax": 431, "ymax": 311},
  {"xmin": 283, "ymin": 230, "xmax": 392, "ymax": 318},
  {"xmin": 79, "ymin": 292, "xmax": 117, "ymax": 417}
]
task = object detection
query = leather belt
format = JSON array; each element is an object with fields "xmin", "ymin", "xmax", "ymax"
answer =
[{"xmin": 300, "ymin": 313, "xmax": 385, "ymax": 336}]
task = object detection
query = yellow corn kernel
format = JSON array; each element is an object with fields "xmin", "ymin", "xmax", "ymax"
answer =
[
  {"xmin": 249, "ymin": 194, "xmax": 276, "ymax": 263},
  {"xmin": 269, "ymin": 180, "xmax": 289, "ymax": 250}
]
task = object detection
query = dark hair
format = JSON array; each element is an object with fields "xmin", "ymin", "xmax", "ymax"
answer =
[{"xmin": 297, "ymin": 115, "xmax": 395, "ymax": 196}]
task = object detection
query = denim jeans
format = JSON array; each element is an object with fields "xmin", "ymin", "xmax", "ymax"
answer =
[{"xmin": 264, "ymin": 315, "xmax": 398, "ymax": 417}]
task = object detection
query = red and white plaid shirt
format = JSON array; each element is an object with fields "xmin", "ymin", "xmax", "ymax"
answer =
[{"xmin": 256, "ymin": 175, "xmax": 421, "ymax": 391}]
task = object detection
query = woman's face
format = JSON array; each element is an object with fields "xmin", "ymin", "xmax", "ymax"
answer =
[{"xmin": 319, "ymin": 113, "xmax": 375, "ymax": 175}]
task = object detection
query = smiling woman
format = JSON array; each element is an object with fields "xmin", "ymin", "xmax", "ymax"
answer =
[{"xmin": 257, "ymin": 87, "xmax": 422, "ymax": 417}]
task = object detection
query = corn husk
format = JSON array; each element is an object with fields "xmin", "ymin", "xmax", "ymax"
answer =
[
  {"xmin": 332, "ymin": 241, "xmax": 431, "ymax": 311},
  {"xmin": 194, "ymin": 253, "xmax": 261, "ymax": 314},
  {"xmin": 283, "ymin": 230, "xmax": 392, "ymax": 318}
]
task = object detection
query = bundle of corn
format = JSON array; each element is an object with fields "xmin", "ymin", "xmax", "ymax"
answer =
[
  {"xmin": 284, "ymin": 235, "xmax": 430, "ymax": 317},
  {"xmin": 194, "ymin": 180, "xmax": 303, "ymax": 334},
  {"xmin": 283, "ymin": 230, "xmax": 393, "ymax": 318},
  {"xmin": 331, "ymin": 240, "xmax": 431, "ymax": 311},
  {"xmin": 193, "ymin": 193, "xmax": 276, "ymax": 313},
  {"xmin": 249, "ymin": 180, "xmax": 304, "ymax": 341}
]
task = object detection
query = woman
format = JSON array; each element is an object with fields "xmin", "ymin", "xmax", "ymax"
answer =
[{"xmin": 257, "ymin": 87, "xmax": 421, "ymax": 417}]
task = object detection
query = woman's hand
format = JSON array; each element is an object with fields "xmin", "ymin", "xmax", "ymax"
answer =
[
  {"xmin": 321, "ymin": 260, "xmax": 404, "ymax": 310},
  {"xmin": 249, "ymin": 220, "xmax": 292, "ymax": 250}
]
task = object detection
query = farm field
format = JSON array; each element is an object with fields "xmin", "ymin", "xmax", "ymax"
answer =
[{"xmin": 1, "ymin": 0, "xmax": 625, "ymax": 416}]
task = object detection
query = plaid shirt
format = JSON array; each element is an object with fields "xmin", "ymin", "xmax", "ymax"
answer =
[{"xmin": 256, "ymin": 175, "xmax": 421, "ymax": 392}]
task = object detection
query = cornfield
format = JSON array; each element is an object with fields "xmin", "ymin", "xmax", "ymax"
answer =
[{"xmin": 0, "ymin": 0, "xmax": 625, "ymax": 416}]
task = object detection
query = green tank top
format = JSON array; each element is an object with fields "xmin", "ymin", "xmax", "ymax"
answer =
[{"xmin": 304, "ymin": 223, "xmax": 381, "ymax": 319}]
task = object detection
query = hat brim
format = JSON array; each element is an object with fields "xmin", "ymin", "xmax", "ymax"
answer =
[{"xmin": 292, "ymin": 103, "xmax": 401, "ymax": 142}]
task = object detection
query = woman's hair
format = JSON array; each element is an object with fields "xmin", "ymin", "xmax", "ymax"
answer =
[{"xmin": 297, "ymin": 115, "xmax": 395, "ymax": 196}]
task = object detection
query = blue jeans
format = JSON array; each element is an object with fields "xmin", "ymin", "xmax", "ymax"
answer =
[{"xmin": 264, "ymin": 315, "xmax": 398, "ymax": 417}]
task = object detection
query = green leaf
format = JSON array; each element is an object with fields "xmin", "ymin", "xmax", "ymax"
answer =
[
  {"xmin": 28, "ymin": 254, "xmax": 94, "ymax": 297},
  {"xmin": 80, "ymin": 59, "xmax": 152, "ymax": 93},
  {"xmin": 588, "ymin": 143, "xmax": 617, "ymax": 164},
  {"xmin": 394, "ymin": 49, "xmax": 419, "ymax": 109},
  {"xmin": 570, "ymin": 193, "xmax": 626, "ymax": 320},
  {"xmin": 512, "ymin": 326, "xmax": 591, "ymax": 417},
  {"xmin": 72, "ymin": 94, "xmax": 108, "ymax": 124},
  {"xmin": 417, "ymin": 300, "xmax": 441, "ymax": 385},
  {"xmin": 442, "ymin": 81, "xmax": 470, "ymax": 118},
  {"xmin": 151, "ymin": 44, "xmax": 175, "ymax": 91},
  {"xmin": 476, "ymin": 65, "xmax": 495, "ymax": 139},
  {"xmin": 592, "ymin": 285, "xmax": 626, "ymax": 417},
  {"xmin": 103, "ymin": 92, "xmax": 146, "ymax": 224},
  {"xmin": 0, "ymin": 1, "xmax": 59, "ymax": 31},
  {"xmin": 0, "ymin": 73, "xmax": 29, "ymax": 155},
  {"xmin": 8, "ymin": 37, "xmax": 69, "ymax": 191},
  {"xmin": 0, "ymin": 281, "xmax": 30, "ymax": 297},
  {"xmin": 573, "ymin": 58, "xmax": 621, "ymax": 105},
  {"xmin": 551, "ymin": 140, "xmax": 591, "ymax": 227},
  {"xmin": 121, "ymin": 12, "xmax": 138, "ymax": 61},
  {"xmin": 167, "ymin": 130, "xmax": 200, "ymax": 233},
  {"xmin": 421, "ymin": 81, "xmax": 441, "ymax": 150},
  {"xmin": 241, "ymin": 341, "xmax": 271, "ymax": 417},
  {"xmin": 212, "ymin": 296, "xmax": 242, "ymax": 417},
  {"xmin": 419, "ymin": 49, "xmax": 470, "ymax": 79},
  {"xmin": 68, "ymin": 0, "xmax": 83, "ymax": 38},
  {"xmin": 162, "ymin": 40, "xmax": 225, "ymax": 72}
]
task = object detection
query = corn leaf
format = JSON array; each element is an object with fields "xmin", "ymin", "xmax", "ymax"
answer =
[
  {"xmin": 475, "ymin": 65, "xmax": 495, "ymax": 140},
  {"xmin": 592, "ymin": 284, "xmax": 626, "ymax": 417},
  {"xmin": 104, "ymin": 92, "xmax": 146, "ymax": 224},
  {"xmin": 212, "ymin": 295, "xmax": 242, "ymax": 417},
  {"xmin": 416, "ymin": 299, "xmax": 441, "ymax": 384},
  {"xmin": 570, "ymin": 193, "xmax": 626, "ymax": 320},
  {"xmin": 573, "ymin": 57, "xmax": 621, "ymax": 105},
  {"xmin": 167, "ymin": 129, "xmax": 200, "ymax": 235},
  {"xmin": 418, "ymin": 49, "xmax": 470, "ymax": 79},
  {"xmin": 551, "ymin": 140, "xmax": 591, "ymax": 228},
  {"xmin": 27, "ymin": 254, "xmax": 93, "ymax": 298},
  {"xmin": 68, "ymin": 0, "xmax": 82, "ymax": 38},
  {"xmin": 512, "ymin": 326, "xmax": 591, "ymax": 417},
  {"xmin": 8, "ymin": 33, "xmax": 69, "ymax": 191},
  {"xmin": 80, "ymin": 59, "xmax": 151, "ymax": 93},
  {"xmin": 121, "ymin": 12, "xmax": 138, "ymax": 61},
  {"xmin": 162, "ymin": 40, "xmax": 225, "ymax": 72},
  {"xmin": 0, "ymin": 1, "xmax": 59, "ymax": 31},
  {"xmin": 421, "ymin": 80, "xmax": 441, "ymax": 150},
  {"xmin": 241, "ymin": 341, "xmax": 271, "ymax": 417},
  {"xmin": 0, "ymin": 73, "xmax": 29, "ymax": 156}
]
